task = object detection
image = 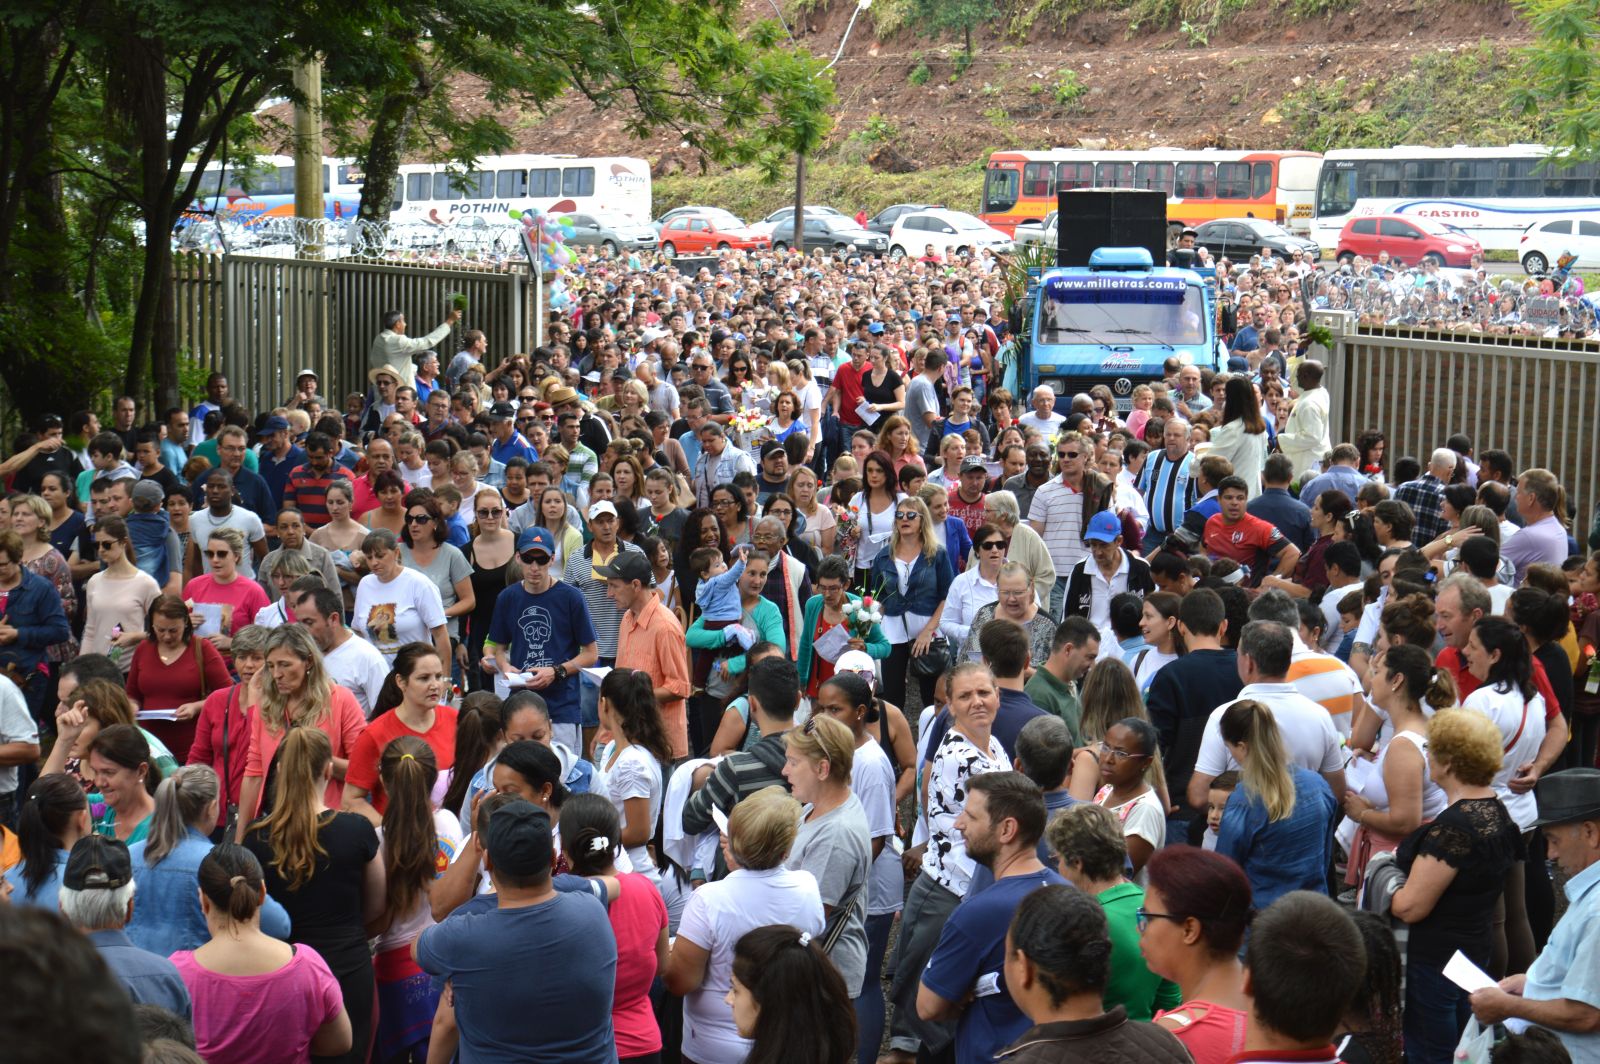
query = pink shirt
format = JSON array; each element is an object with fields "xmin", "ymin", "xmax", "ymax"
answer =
[
  {"xmin": 171, "ymin": 944, "xmax": 343, "ymax": 1064},
  {"xmin": 185, "ymin": 573, "xmax": 270, "ymax": 636},
  {"xmin": 610, "ymin": 872, "xmax": 669, "ymax": 1058},
  {"xmin": 243, "ymin": 685, "xmax": 368, "ymax": 818}
]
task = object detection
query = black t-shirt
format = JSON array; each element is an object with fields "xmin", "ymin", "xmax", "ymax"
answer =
[
  {"xmin": 12, "ymin": 448, "xmax": 83, "ymax": 496},
  {"xmin": 860, "ymin": 367, "xmax": 903, "ymax": 408},
  {"xmin": 643, "ymin": 504, "xmax": 688, "ymax": 551},
  {"xmin": 1533, "ymin": 641, "xmax": 1574, "ymax": 721},
  {"xmin": 246, "ymin": 810, "xmax": 380, "ymax": 970},
  {"xmin": 139, "ymin": 466, "xmax": 184, "ymax": 499},
  {"xmin": 1396, "ymin": 796, "xmax": 1523, "ymax": 965}
]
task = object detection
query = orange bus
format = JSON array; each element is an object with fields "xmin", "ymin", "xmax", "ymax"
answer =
[{"xmin": 979, "ymin": 148, "xmax": 1323, "ymax": 236}]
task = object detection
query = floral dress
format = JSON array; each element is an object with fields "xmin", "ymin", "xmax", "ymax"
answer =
[{"xmin": 26, "ymin": 548, "xmax": 79, "ymax": 663}]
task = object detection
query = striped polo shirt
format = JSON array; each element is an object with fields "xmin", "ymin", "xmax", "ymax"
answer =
[
  {"xmin": 1141, "ymin": 449, "xmax": 1195, "ymax": 535},
  {"xmin": 563, "ymin": 539, "xmax": 649, "ymax": 657},
  {"xmin": 282, "ymin": 464, "xmax": 352, "ymax": 529},
  {"xmin": 1030, "ymin": 476, "xmax": 1090, "ymax": 576},
  {"xmin": 1288, "ymin": 637, "xmax": 1365, "ymax": 737}
]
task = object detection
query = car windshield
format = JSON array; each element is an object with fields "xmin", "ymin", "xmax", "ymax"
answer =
[
  {"xmin": 948, "ymin": 215, "xmax": 990, "ymax": 231},
  {"xmin": 819, "ymin": 217, "xmax": 857, "ymax": 231},
  {"xmin": 1412, "ymin": 218, "xmax": 1458, "ymax": 236},
  {"xmin": 1039, "ymin": 285, "xmax": 1207, "ymax": 348},
  {"xmin": 1247, "ymin": 220, "xmax": 1293, "ymax": 237},
  {"xmin": 593, "ymin": 213, "xmax": 637, "ymax": 227}
]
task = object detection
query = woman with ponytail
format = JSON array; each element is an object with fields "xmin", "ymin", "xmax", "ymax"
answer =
[
  {"xmin": 726, "ymin": 924, "xmax": 857, "ymax": 1064},
  {"xmin": 370, "ymin": 736, "xmax": 463, "ymax": 1063},
  {"xmin": 560, "ymin": 793, "xmax": 668, "ymax": 1064},
  {"xmin": 170, "ymin": 843, "xmax": 353, "ymax": 1064},
  {"xmin": 1214, "ymin": 699, "xmax": 1339, "ymax": 910},
  {"xmin": 244, "ymin": 726, "xmax": 383, "ymax": 1064},
  {"xmin": 438, "ymin": 691, "xmax": 502, "ymax": 819},
  {"xmin": 594, "ymin": 668, "xmax": 682, "ymax": 925},
  {"xmin": 2, "ymin": 773, "xmax": 90, "ymax": 910},
  {"xmin": 344, "ymin": 642, "xmax": 457, "ymax": 827},
  {"xmin": 1341, "ymin": 643, "xmax": 1453, "ymax": 884},
  {"xmin": 128, "ymin": 763, "xmax": 290, "ymax": 955}
]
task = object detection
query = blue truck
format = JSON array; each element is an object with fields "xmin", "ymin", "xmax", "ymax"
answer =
[{"xmin": 1016, "ymin": 246, "xmax": 1226, "ymax": 415}]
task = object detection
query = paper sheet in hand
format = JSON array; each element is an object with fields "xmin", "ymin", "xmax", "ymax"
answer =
[
  {"xmin": 191, "ymin": 602, "xmax": 224, "ymax": 638},
  {"xmin": 855, "ymin": 399, "xmax": 881, "ymax": 426},
  {"xmin": 581, "ymin": 666, "xmax": 613, "ymax": 687},
  {"xmin": 1443, "ymin": 950, "xmax": 1497, "ymax": 994},
  {"xmin": 1345, "ymin": 754, "xmax": 1379, "ymax": 795},
  {"xmin": 812, "ymin": 623, "xmax": 853, "ymax": 664},
  {"xmin": 137, "ymin": 709, "xmax": 181, "ymax": 722},
  {"xmin": 493, "ymin": 671, "xmax": 538, "ymax": 700},
  {"xmin": 711, "ymin": 805, "xmax": 730, "ymax": 837}
]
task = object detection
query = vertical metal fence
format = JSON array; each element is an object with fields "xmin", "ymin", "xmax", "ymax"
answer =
[
  {"xmin": 1323, "ymin": 312, "xmax": 1600, "ymax": 518},
  {"xmin": 173, "ymin": 252, "xmax": 226, "ymax": 372}
]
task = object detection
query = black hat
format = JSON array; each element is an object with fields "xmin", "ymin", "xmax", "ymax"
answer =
[
  {"xmin": 1532, "ymin": 768, "xmax": 1600, "ymax": 827},
  {"xmin": 63, "ymin": 834, "xmax": 133, "ymax": 891},
  {"xmin": 485, "ymin": 799, "xmax": 554, "ymax": 878},
  {"xmin": 487, "ymin": 401, "xmax": 517, "ymax": 421},
  {"xmin": 759, "ymin": 440, "xmax": 787, "ymax": 461},
  {"xmin": 595, "ymin": 551, "xmax": 653, "ymax": 585}
]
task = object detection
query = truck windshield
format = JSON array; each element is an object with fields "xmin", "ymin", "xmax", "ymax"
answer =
[{"xmin": 1039, "ymin": 285, "xmax": 1208, "ymax": 348}]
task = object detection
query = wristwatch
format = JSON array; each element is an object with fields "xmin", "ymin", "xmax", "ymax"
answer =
[{"xmin": 553, "ymin": 664, "xmax": 568, "ymax": 682}]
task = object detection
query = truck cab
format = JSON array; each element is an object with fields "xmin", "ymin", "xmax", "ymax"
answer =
[{"xmin": 1019, "ymin": 247, "xmax": 1224, "ymax": 415}]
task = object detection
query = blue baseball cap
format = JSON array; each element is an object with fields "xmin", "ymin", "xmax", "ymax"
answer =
[
  {"xmin": 517, "ymin": 527, "xmax": 555, "ymax": 556},
  {"xmin": 1084, "ymin": 511, "xmax": 1123, "ymax": 543},
  {"xmin": 867, "ymin": 321, "xmax": 884, "ymax": 335}
]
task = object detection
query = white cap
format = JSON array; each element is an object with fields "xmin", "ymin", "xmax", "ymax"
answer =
[
  {"xmin": 296, "ymin": 367, "xmax": 318, "ymax": 381},
  {"xmin": 835, "ymin": 650, "xmax": 876, "ymax": 676},
  {"xmin": 587, "ymin": 500, "xmax": 619, "ymax": 520}
]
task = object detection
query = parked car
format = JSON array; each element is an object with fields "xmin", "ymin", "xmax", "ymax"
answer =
[
  {"xmin": 865, "ymin": 203, "xmax": 942, "ymax": 237},
  {"xmin": 564, "ymin": 211, "xmax": 659, "ymax": 254},
  {"xmin": 1193, "ymin": 218, "xmax": 1319, "ymax": 262},
  {"xmin": 888, "ymin": 208, "xmax": 1014, "ymax": 259},
  {"xmin": 1013, "ymin": 210, "xmax": 1058, "ymax": 250},
  {"xmin": 653, "ymin": 205, "xmax": 745, "ymax": 234},
  {"xmin": 1518, "ymin": 214, "xmax": 1600, "ymax": 275},
  {"xmin": 657, "ymin": 214, "xmax": 771, "ymax": 256},
  {"xmin": 1335, "ymin": 214, "xmax": 1482, "ymax": 268},
  {"xmin": 750, "ymin": 204, "xmax": 844, "ymax": 237},
  {"xmin": 769, "ymin": 214, "xmax": 887, "ymax": 255}
]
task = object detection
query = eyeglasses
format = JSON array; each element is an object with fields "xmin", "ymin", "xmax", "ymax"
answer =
[
  {"xmin": 979, "ymin": 539, "xmax": 1008, "ymax": 551},
  {"xmin": 406, "ymin": 513, "xmax": 433, "ymax": 524},
  {"xmin": 767, "ymin": 508, "xmax": 792, "ymax": 518},
  {"xmin": 520, "ymin": 550, "xmax": 551, "ymax": 565},
  {"xmin": 204, "ymin": 549, "xmax": 232, "ymax": 559},
  {"xmin": 1058, "ymin": 450, "xmax": 1082, "ymax": 460},
  {"xmin": 895, "ymin": 511, "xmax": 921, "ymax": 521},
  {"xmin": 713, "ymin": 499, "xmax": 734, "ymax": 508},
  {"xmin": 1098, "ymin": 741, "xmax": 1149, "ymax": 761},
  {"xmin": 476, "ymin": 508, "xmax": 505, "ymax": 518},
  {"xmin": 1135, "ymin": 909, "xmax": 1186, "ymax": 933}
]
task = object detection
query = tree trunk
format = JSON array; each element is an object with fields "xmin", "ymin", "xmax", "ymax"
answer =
[
  {"xmin": 115, "ymin": 34, "xmax": 171, "ymax": 406},
  {"xmin": 358, "ymin": 44, "xmax": 432, "ymax": 222},
  {"xmin": 792, "ymin": 150, "xmax": 806, "ymax": 252}
]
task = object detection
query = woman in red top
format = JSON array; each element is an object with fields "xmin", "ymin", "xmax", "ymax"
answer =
[
  {"xmin": 1141, "ymin": 847, "xmax": 1253, "ymax": 1064},
  {"xmin": 126, "ymin": 594, "xmax": 233, "ymax": 762},
  {"xmin": 184, "ymin": 527, "xmax": 269, "ymax": 656},
  {"xmin": 343, "ymin": 642, "xmax": 456, "ymax": 823},
  {"xmin": 186, "ymin": 624, "xmax": 271, "ymax": 830}
]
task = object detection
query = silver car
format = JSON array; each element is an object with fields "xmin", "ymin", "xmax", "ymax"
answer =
[{"xmin": 566, "ymin": 211, "xmax": 659, "ymax": 254}]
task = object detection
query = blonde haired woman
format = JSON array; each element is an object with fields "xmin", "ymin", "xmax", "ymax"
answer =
[
  {"xmin": 10, "ymin": 493, "xmax": 78, "ymax": 664},
  {"xmin": 664, "ymin": 786, "xmax": 824, "ymax": 1064},
  {"xmin": 236, "ymin": 623, "xmax": 367, "ymax": 832},
  {"xmin": 781, "ymin": 716, "xmax": 872, "ymax": 1008},
  {"xmin": 1067, "ymin": 658, "xmax": 1172, "ymax": 818},
  {"xmin": 869, "ymin": 494, "xmax": 954, "ymax": 713},
  {"xmin": 1214, "ymin": 699, "xmax": 1339, "ymax": 909},
  {"xmin": 972, "ymin": 491, "xmax": 1056, "ymax": 611},
  {"xmin": 244, "ymin": 727, "xmax": 383, "ymax": 1064},
  {"xmin": 789, "ymin": 465, "xmax": 836, "ymax": 555}
]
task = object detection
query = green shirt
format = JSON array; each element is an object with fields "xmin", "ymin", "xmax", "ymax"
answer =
[
  {"xmin": 1098, "ymin": 880, "xmax": 1182, "ymax": 1022},
  {"xmin": 1025, "ymin": 666, "xmax": 1083, "ymax": 745}
]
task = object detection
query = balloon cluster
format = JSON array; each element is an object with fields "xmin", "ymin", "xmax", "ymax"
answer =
[{"xmin": 510, "ymin": 209, "xmax": 577, "ymax": 308}]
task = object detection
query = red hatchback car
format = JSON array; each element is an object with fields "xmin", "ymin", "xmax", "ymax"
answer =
[
  {"xmin": 1335, "ymin": 214, "xmax": 1482, "ymax": 268},
  {"xmin": 658, "ymin": 215, "xmax": 771, "ymax": 256}
]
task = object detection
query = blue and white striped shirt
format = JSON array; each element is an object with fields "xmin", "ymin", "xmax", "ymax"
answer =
[{"xmin": 1141, "ymin": 450, "xmax": 1196, "ymax": 536}]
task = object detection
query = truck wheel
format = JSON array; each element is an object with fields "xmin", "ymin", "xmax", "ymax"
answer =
[
  {"xmin": 889, "ymin": 245, "xmax": 906, "ymax": 260},
  {"xmin": 717, "ymin": 242, "xmax": 731, "ymax": 251},
  {"xmin": 773, "ymin": 241, "xmax": 788, "ymax": 252}
]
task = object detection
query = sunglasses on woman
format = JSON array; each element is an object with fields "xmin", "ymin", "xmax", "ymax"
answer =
[
  {"xmin": 895, "ymin": 511, "xmax": 921, "ymax": 521},
  {"xmin": 979, "ymin": 539, "xmax": 1008, "ymax": 551}
]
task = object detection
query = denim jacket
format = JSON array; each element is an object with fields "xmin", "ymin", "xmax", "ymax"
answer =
[
  {"xmin": 0, "ymin": 568, "xmax": 71, "ymax": 674},
  {"xmin": 127, "ymin": 828, "xmax": 293, "ymax": 955},
  {"xmin": 868, "ymin": 546, "xmax": 955, "ymax": 619}
]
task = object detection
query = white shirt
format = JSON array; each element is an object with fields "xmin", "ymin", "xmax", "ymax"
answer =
[
  {"xmin": 1030, "ymin": 475, "xmax": 1089, "ymax": 573},
  {"xmin": 923, "ymin": 729, "xmax": 1011, "ymax": 895},
  {"xmin": 352, "ymin": 568, "xmax": 447, "ymax": 665},
  {"xmin": 592, "ymin": 741, "xmax": 684, "ymax": 925},
  {"xmin": 1194, "ymin": 682, "xmax": 1345, "ymax": 780},
  {"xmin": 851, "ymin": 738, "xmax": 904, "ymax": 916},
  {"xmin": 1082, "ymin": 552, "xmax": 1130, "ymax": 630},
  {"xmin": 322, "ymin": 632, "xmax": 395, "ymax": 716},
  {"xmin": 397, "ymin": 461, "xmax": 432, "ymax": 490},
  {"xmin": 940, "ymin": 567, "xmax": 999, "ymax": 646},
  {"xmin": 1464, "ymin": 683, "xmax": 1548, "ymax": 831},
  {"xmin": 1016, "ymin": 410, "xmax": 1066, "ymax": 435},
  {"xmin": 676, "ymin": 868, "xmax": 824, "ymax": 1063},
  {"xmin": 847, "ymin": 491, "xmax": 902, "ymax": 570},
  {"xmin": 188, "ymin": 506, "xmax": 267, "ymax": 580},
  {"xmin": 1094, "ymin": 785, "xmax": 1166, "ymax": 885}
]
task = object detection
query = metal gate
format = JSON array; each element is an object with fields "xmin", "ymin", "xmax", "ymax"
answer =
[
  {"xmin": 221, "ymin": 254, "xmax": 530, "ymax": 411},
  {"xmin": 1320, "ymin": 311, "xmax": 1600, "ymax": 517}
]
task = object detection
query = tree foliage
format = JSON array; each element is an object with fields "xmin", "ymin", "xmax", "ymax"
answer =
[
  {"xmin": 912, "ymin": 0, "xmax": 999, "ymax": 58},
  {"xmin": 1512, "ymin": 0, "xmax": 1600, "ymax": 159}
]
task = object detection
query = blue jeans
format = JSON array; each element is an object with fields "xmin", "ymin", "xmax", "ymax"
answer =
[
  {"xmin": 1405, "ymin": 955, "xmax": 1472, "ymax": 1064},
  {"xmin": 855, "ymin": 912, "xmax": 895, "ymax": 1064}
]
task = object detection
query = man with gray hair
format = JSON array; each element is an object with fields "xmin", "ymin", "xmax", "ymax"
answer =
[
  {"xmin": 1435, "ymin": 572, "xmax": 1494, "ymax": 696},
  {"xmin": 58, "ymin": 835, "xmax": 192, "ymax": 1020},
  {"xmin": 1186, "ymin": 619, "xmax": 1346, "ymax": 810},
  {"xmin": 369, "ymin": 306, "xmax": 460, "ymax": 389},
  {"xmin": 1393, "ymin": 446, "xmax": 1457, "ymax": 544}
]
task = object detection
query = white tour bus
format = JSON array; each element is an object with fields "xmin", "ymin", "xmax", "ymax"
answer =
[
  {"xmin": 1312, "ymin": 145, "xmax": 1600, "ymax": 252},
  {"xmin": 385, "ymin": 154, "xmax": 652, "ymax": 226}
]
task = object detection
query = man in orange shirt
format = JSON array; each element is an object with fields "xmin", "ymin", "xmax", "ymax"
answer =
[{"xmin": 602, "ymin": 552, "xmax": 693, "ymax": 758}]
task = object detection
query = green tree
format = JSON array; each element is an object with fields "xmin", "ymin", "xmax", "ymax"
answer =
[
  {"xmin": 913, "ymin": 0, "xmax": 998, "ymax": 61},
  {"xmin": 1513, "ymin": 0, "xmax": 1600, "ymax": 157}
]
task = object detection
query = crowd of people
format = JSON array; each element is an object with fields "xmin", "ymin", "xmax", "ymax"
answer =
[{"xmin": 0, "ymin": 238, "xmax": 1598, "ymax": 1064}]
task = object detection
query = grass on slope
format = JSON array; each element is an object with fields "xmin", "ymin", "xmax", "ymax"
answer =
[{"xmin": 653, "ymin": 159, "xmax": 989, "ymax": 221}]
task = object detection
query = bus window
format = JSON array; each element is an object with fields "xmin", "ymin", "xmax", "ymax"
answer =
[
  {"xmin": 1057, "ymin": 162, "xmax": 1094, "ymax": 191},
  {"xmin": 1498, "ymin": 159, "xmax": 1541, "ymax": 197},
  {"xmin": 1134, "ymin": 162, "xmax": 1174, "ymax": 196},
  {"xmin": 1095, "ymin": 162, "xmax": 1134, "ymax": 188},
  {"xmin": 1174, "ymin": 162, "xmax": 1215, "ymax": 198},
  {"xmin": 984, "ymin": 167, "xmax": 1019, "ymax": 213},
  {"xmin": 1317, "ymin": 166, "xmax": 1357, "ymax": 217},
  {"xmin": 530, "ymin": 168, "xmax": 560, "ymax": 197},
  {"xmin": 432, "ymin": 173, "xmax": 455, "ymax": 200},
  {"xmin": 497, "ymin": 169, "xmax": 527, "ymax": 199},
  {"xmin": 1253, "ymin": 162, "xmax": 1274, "ymax": 199},
  {"xmin": 407, "ymin": 173, "xmax": 430, "ymax": 202},
  {"xmin": 322, "ymin": 165, "xmax": 330, "ymax": 194},
  {"xmin": 1217, "ymin": 162, "xmax": 1251, "ymax": 199},
  {"xmin": 1363, "ymin": 161, "xmax": 1401, "ymax": 198},
  {"xmin": 471, "ymin": 171, "xmax": 494, "ymax": 199},
  {"xmin": 194, "ymin": 170, "xmax": 224, "ymax": 199},
  {"xmin": 339, "ymin": 165, "xmax": 365, "ymax": 187},
  {"xmin": 1401, "ymin": 160, "xmax": 1446, "ymax": 197},
  {"xmin": 1449, "ymin": 160, "xmax": 1496, "ymax": 198},
  {"xmin": 1544, "ymin": 161, "xmax": 1594, "ymax": 197},
  {"xmin": 562, "ymin": 166, "xmax": 595, "ymax": 197},
  {"xmin": 1022, "ymin": 162, "xmax": 1054, "ymax": 198}
]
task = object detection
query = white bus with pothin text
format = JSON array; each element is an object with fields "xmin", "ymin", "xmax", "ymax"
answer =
[{"xmin": 385, "ymin": 154, "xmax": 652, "ymax": 227}]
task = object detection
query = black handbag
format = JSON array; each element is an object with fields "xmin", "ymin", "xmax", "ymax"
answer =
[{"xmin": 908, "ymin": 634, "xmax": 953, "ymax": 679}]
